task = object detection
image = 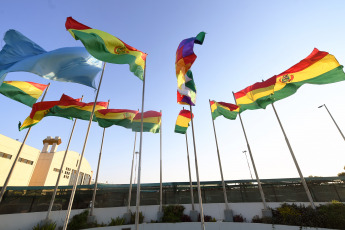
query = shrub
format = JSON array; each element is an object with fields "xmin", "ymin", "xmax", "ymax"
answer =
[
  {"xmin": 198, "ymin": 214, "xmax": 216, "ymax": 222},
  {"xmin": 32, "ymin": 221, "xmax": 57, "ymax": 230},
  {"xmin": 109, "ymin": 217, "xmax": 125, "ymax": 226},
  {"xmin": 233, "ymin": 214, "xmax": 245, "ymax": 222},
  {"xmin": 318, "ymin": 202, "xmax": 345, "ymax": 229},
  {"xmin": 67, "ymin": 210, "xmax": 89, "ymax": 230},
  {"xmin": 162, "ymin": 205, "xmax": 185, "ymax": 223},
  {"xmin": 251, "ymin": 215, "xmax": 262, "ymax": 223},
  {"xmin": 130, "ymin": 211, "xmax": 144, "ymax": 224},
  {"xmin": 181, "ymin": 214, "xmax": 192, "ymax": 222}
]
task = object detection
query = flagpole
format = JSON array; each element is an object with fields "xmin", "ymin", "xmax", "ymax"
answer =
[
  {"xmin": 45, "ymin": 95, "xmax": 83, "ymax": 221},
  {"xmin": 62, "ymin": 62, "xmax": 106, "ymax": 230},
  {"xmin": 127, "ymin": 132, "xmax": 137, "ymax": 213},
  {"xmin": 189, "ymin": 105, "xmax": 205, "ymax": 230},
  {"xmin": 159, "ymin": 110, "xmax": 163, "ymax": 212},
  {"xmin": 135, "ymin": 62, "xmax": 147, "ymax": 230},
  {"xmin": 185, "ymin": 131, "xmax": 195, "ymax": 211},
  {"xmin": 0, "ymin": 83, "xmax": 51, "ymax": 203},
  {"xmin": 89, "ymin": 99, "xmax": 110, "ymax": 219},
  {"xmin": 232, "ymin": 92, "xmax": 269, "ymax": 211},
  {"xmin": 318, "ymin": 104, "xmax": 345, "ymax": 141},
  {"xmin": 208, "ymin": 100, "xmax": 230, "ymax": 211},
  {"xmin": 271, "ymin": 102, "xmax": 316, "ymax": 209},
  {"xmin": 182, "ymin": 106, "xmax": 195, "ymax": 211}
]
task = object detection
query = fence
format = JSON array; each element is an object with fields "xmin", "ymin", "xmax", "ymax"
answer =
[{"xmin": 0, "ymin": 176, "xmax": 344, "ymax": 214}]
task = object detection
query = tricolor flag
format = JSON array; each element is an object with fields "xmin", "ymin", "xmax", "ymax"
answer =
[
  {"xmin": 234, "ymin": 77, "xmax": 276, "ymax": 113},
  {"xmin": 175, "ymin": 32, "xmax": 206, "ymax": 106},
  {"xmin": 49, "ymin": 95, "xmax": 108, "ymax": 121},
  {"xmin": 210, "ymin": 100, "xmax": 239, "ymax": 120},
  {"xmin": 272, "ymin": 48, "xmax": 345, "ymax": 102},
  {"xmin": 235, "ymin": 48, "xmax": 345, "ymax": 113},
  {"xmin": 132, "ymin": 111, "xmax": 162, "ymax": 134},
  {"xmin": 19, "ymin": 94, "xmax": 108, "ymax": 130},
  {"xmin": 65, "ymin": 17, "xmax": 147, "ymax": 80},
  {"xmin": 174, "ymin": 109, "xmax": 193, "ymax": 134},
  {"xmin": 95, "ymin": 109, "xmax": 138, "ymax": 129},
  {"xmin": 0, "ymin": 81, "xmax": 48, "ymax": 107}
]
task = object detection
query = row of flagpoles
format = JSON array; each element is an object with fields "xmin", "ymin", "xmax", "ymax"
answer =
[{"xmin": 1, "ymin": 15, "xmax": 345, "ymax": 230}]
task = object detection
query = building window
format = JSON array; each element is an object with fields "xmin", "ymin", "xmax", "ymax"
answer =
[
  {"xmin": 0, "ymin": 152, "xmax": 12, "ymax": 160},
  {"xmin": 18, "ymin": 157, "xmax": 34, "ymax": 165}
]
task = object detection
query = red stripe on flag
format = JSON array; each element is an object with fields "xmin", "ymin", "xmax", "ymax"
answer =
[
  {"xmin": 275, "ymin": 48, "xmax": 329, "ymax": 78},
  {"xmin": 65, "ymin": 17, "xmax": 91, "ymax": 30}
]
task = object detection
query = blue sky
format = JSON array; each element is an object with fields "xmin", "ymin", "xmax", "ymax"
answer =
[{"xmin": 1, "ymin": 0, "xmax": 345, "ymax": 184}]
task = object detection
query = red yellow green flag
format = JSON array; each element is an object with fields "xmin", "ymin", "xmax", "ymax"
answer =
[
  {"xmin": 210, "ymin": 100, "xmax": 239, "ymax": 120},
  {"xmin": 272, "ymin": 48, "xmax": 345, "ymax": 101},
  {"xmin": 132, "ymin": 111, "xmax": 162, "ymax": 133},
  {"xmin": 65, "ymin": 17, "xmax": 147, "ymax": 80},
  {"xmin": 49, "ymin": 95, "xmax": 108, "ymax": 121},
  {"xmin": 174, "ymin": 109, "xmax": 193, "ymax": 134},
  {"xmin": 19, "ymin": 100, "xmax": 62, "ymax": 130},
  {"xmin": 234, "ymin": 77, "xmax": 276, "ymax": 113},
  {"xmin": 95, "ymin": 109, "xmax": 138, "ymax": 129},
  {"xmin": 0, "ymin": 81, "xmax": 48, "ymax": 107},
  {"xmin": 19, "ymin": 94, "xmax": 108, "ymax": 130},
  {"xmin": 235, "ymin": 48, "xmax": 345, "ymax": 113}
]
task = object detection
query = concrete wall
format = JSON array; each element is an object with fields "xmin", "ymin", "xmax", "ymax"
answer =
[
  {"xmin": 0, "ymin": 202, "xmax": 331, "ymax": 230},
  {"xmin": 0, "ymin": 134, "xmax": 40, "ymax": 186}
]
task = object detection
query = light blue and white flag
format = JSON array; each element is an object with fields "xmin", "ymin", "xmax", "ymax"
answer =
[{"xmin": 0, "ymin": 30, "xmax": 102, "ymax": 88}]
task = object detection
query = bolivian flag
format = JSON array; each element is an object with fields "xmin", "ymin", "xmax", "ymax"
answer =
[
  {"xmin": 49, "ymin": 95, "xmax": 108, "ymax": 121},
  {"xmin": 235, "ymin": 48, "xmax": 345, "ymax": 113},
  {"xmin": 19, "ymin": 100, "xmax": 61, "ymax": 130},
  {"xmin": 65, "ymin": 17, "xmax": 147, "ymax": 80},
  {"xmin": 0, "ymin": 81, "xmax": 48, "ymax": 107},
  {"xmin": 19, "ymin": 94, "xmax": 108, "ymax": 130},
  {"xmin": 174, "ymin": 109, "xmax": 193, "ymax": 134},
  {"xmin": 234, "ymin": 77, "xmax": 276, "ymax": 113},
  {"xmin": 95, "ymin": 109, "xmax": 138, "ymax": 129},
  {"xmin": 210, "ymin": 100, "xmax": 239, "ymax": 120},
  {"xmin": 132, "ymin": 111, "xmax": 162, "ymax": 133}
]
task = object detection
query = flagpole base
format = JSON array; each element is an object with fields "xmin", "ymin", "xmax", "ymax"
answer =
[
  {"xmin": 123, "ymin": 212, "xmax": 131, "ymax": 224},
  {"xmin": 190, "ymin": 210, "xmax": 199, "ymax": 222},
  {"xmin": 224, "ymin": 209, "xmax": 233, "ymax": 222},
  {"xmin": 262, "ymin": 209, "xmax": 273, "ymax": 218},
  {"xmin": 87, "ymin": 215, "xmax": 96, "ymax": 224},
  {"xmin": 157, "ymin": 211, "xmax": 164, "ymax": 222}
]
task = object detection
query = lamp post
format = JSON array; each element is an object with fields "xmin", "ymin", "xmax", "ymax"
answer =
[
  {"xmin": 318, "ymin": 104, "xmax": 345, "ymax": 141},
  {"xmin": 243, "ymin": 150, "xmax": 254, "ymax": 180}
]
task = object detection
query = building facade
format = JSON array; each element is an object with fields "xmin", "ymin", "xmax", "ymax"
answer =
[{"xmin": 0, "ymin": 134, "xmax": 93, "ymax": 186}]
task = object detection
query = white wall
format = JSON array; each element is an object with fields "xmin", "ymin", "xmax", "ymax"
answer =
[{"xmin": 0, "ymin": 202, "xmax": 330, "ymax": 230}]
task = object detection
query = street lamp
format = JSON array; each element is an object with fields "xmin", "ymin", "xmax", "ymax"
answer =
[
  {"xmin": 243, "ymin": 150, "xmax": 254, "ymax": 180},
  {"xmin": 318, "ymin": 103, "xmax": 345, "ymax": 141}
]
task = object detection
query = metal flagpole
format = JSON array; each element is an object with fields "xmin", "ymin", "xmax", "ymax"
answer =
[
  {"xmin": 189, "ymin": 105, "xmax": 205, "ymax": 230},
  {"xmin": 271, "ymin": 102, "xmax": 316, "ymax": 209},
  {"xmin": 0, "ymin": 83, "xmax": 51, "ymax": 203},
  {"xmin": 159, "ymin": 110, "xmax": 163, "ymax": 212},
  {"xmin": 183, "ymin": 106, "xmax": 195, "ymax": 211},
  {"xmin": 135, "ymin": 62, "xmax": 147, "ymax": 230},
  {"xmin": 243, "ymin": 151, "xmax": 254, "ymax": 180},
  {"xmin": 208, "ymin": 100, "xmax": 229, "ymax": 210},
  {"xmin": 62, "ymin": 62, "xmax": 107, "ymax": 230},
  {"xmin": 185, "ymin": 132, "xmax": 195, "ymax": 210},
  {"xmin": 89, "ymin": 99, "xmax": 110, "ymax": 218},
  {"xmin": 127, "ymin": 132, "xmax": 137, "ymax": 212},
  {"xmin": 45, "ymin": 95, "xmax": 84, "ymax": 220},
  {"xmin": 318, "ymin": 104, "xmax": 345, "ymax": 141},
  {"xmin": 232, "ymin": 92, "xmax": 268, "ymax": 210}
]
